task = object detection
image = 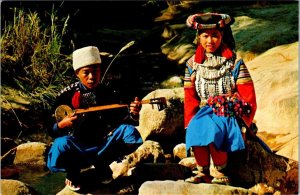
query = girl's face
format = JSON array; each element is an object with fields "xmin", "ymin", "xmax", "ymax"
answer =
[
  {"xmin": 199, "ymin": 29, "xmax": 223, "ymax": 53},
  {"xmin": 76, "ymin": 64, "xmax": 101, "ymax": 89}
]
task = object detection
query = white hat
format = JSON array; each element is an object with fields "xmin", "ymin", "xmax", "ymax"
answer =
[{"xmin": 73, "ymin": 46, "xmax": 101, "ymax": 71}]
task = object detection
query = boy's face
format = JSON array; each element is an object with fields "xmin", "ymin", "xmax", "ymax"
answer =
[{"xmin": 76, "ymin": 64, "xmax": 101, "ymax": 89}]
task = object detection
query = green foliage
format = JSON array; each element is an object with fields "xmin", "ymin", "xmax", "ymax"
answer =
[{"xmin": 1, "ymin": 6, "xmax": 73, "ymax": 109}]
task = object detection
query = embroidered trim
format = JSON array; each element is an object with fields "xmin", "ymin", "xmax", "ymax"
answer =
[
  {"xmin": 184, "ymin": 68, "xmax": 193, "ymax": 87},
  {"xmin": 236, "ymin": 64, "xmax": 253, "ymax": 84},
  {"xmin": 58, "ymin": 82, "xmax": 80, "ymax": 96}
]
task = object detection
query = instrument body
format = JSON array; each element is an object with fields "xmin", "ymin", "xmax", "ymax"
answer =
[{"xmin": 54, "ymin": 97, "xmax": 167, "ymax": 122}]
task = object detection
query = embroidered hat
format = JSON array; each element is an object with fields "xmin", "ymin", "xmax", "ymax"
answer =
[
  {"xmin": 73, "ymin": 46, "xmax": 101, "ymax": 71},
  {"xmin": 186, "ymin": 13, "xmax": 234, "ymax": 30}
]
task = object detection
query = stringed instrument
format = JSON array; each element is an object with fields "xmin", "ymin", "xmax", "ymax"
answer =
[{"xmin": 54, "ymin": 97, "xmax": 167, "ymax": 122}]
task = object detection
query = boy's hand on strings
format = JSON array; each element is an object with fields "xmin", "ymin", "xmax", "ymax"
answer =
[{"xmin": 130, "ymin": 97, "xmax": 141, "ymax": 120}]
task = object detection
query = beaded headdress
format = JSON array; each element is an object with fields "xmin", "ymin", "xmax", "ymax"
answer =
[
  {"xmin": 187, "ymin": 13, "xmax": 236, "ymax": 50},
  {"xmin": 186, "ymin": 13, "xmax": 234, "ymax": 30}
]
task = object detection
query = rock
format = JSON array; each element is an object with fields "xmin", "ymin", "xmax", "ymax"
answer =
[
  {"xmin": 178, "ymin": 157, "xmax": 196, "ymax": 171},
  {"xmin": 110, "ymin": 140, "xmax": 165, "ymax": 179},
  {"xmin": 110, "ymin": 161, "xmax": 130, "ymax": 179},
  {"xmin": 13, "ymin": 142, "xmax": 48, "ymax": 170},
  {"xmin": 1, "ymin": 179, "xmax": 38, "ymax": 195},
  {"xmin": 275, "ymin": 134, "xmax": 298, "ymax": 161},
  {"xmin": 161, "ymin": 42, "xmax": 195, "ymax": 65},
  {"xmin": 137, "ymin": 88, "xmax": 184, "ymax": 153},
  {"xmin": 132, "ymin": 163, "xmax": 192, "ymax": 187},
  {"xmin": 139, "ymin": 180, "xmax": 249, "ymax": 195},
  {"xmin": 248, "ymin": 183, "xmax": 275, "ymax": 194},
  {"xmin": 57, "ymin": 187, "xmax": 79, "ymax": 195},
  {"xmin": 283, "ymin": 160, "xmax": 298, "ymax": 194},
  {"xmin": 175, "ymin": 138, "xmax": 298, "ymax": 194},
  {"xmin": 247, "ymin": 42, "xmax": 298, "ymax": 160},
  {"xmin": 160, "ymin": 76, "xmax": 183, "ymax": 88},
  {"xmin": 125, "ymin": 140, "xmax": 166, "ymax": 165},
  {"xmin": 227, "ymin": 138, "xmax": 298, "ymax": 194},
  {"xmin": 173, "ymin": 143, "xmax": 187, "ymax": 161},
  {"xmin": 161, "ymin": 24, "xmax": 177, "ymax": 39}
]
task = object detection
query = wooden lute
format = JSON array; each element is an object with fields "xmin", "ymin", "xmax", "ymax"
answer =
[{"xmin": 54, "ymin": 97, "xmax": 167, "ymax": 122}]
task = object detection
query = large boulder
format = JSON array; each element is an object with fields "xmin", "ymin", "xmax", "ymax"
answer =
[
  {"xmin": 139, "ymin": 181, "xmax": 250, "ymax": 195},
  {"xmin": 137, "ymin": 88, "xmax": 184, "ymax": 153},
  {"xmin": 248, "ymin": 42, "xmax": 298, "ymax": 135},
  {"xmin": 227, "ymin": 138, "xmax": 294, "ymax": 191},
  {"xmin": 247, "ymin": 42, "xmax": 298, "ymax": 161}
]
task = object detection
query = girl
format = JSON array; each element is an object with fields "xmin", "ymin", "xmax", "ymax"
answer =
[{"xmin": 184, "ymin": 13, "xmax": 257, "ymax": 185}]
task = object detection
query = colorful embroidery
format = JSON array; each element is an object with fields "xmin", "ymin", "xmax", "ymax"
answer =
[
  {"xmin": 236, "ymin": 64, "xmax": 252, "ymax": 84},
  {"xmin": 184, "ymin": 68, "xmax": 192, "ymax": 87},
  {"xmin": 207, "ymin": 94, "xmax": 252, "ymax": 118}
]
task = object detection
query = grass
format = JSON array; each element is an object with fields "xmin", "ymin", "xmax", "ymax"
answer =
[{"xmin": 1, "ymin": 6, "xmax": 74, "ymax": 110}]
